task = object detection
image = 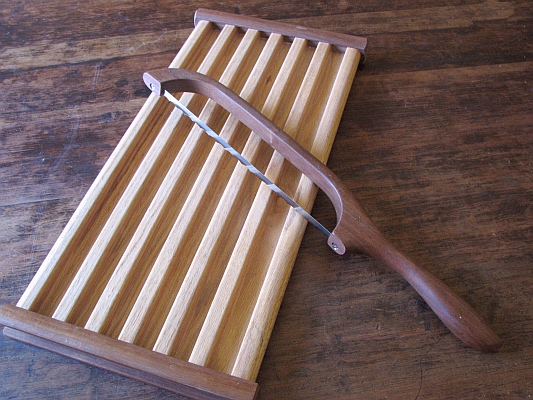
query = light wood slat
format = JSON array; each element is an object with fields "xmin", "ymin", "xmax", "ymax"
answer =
[
  {"xmin": 49, "ymin": 24, "xmax": 240, "ymax": 325},
  {"xmin": 232, "ymin": 47, "xmax": 362, "ymax": 381},
  {"xmin": 148, "ymin": 39, "xmax": 305, "ymax": 358},
  {"xmin": 211, "ymin": 46, "xmax": 346, "ymax": 375},
  {"xmin": 188, "ymin": 42, "xmax": 335, "ymax": 371},
  {"xmin": 305, "ymin": 48, "xmax": 361, "ymax": 164},
  {"xmin": 16, "ymin": 20, "xmax": 215, "ymax": 316},
  {"xmin": 116, "ymin": 28, "xmax": 267, "ymax": 346},
  {"xmin": 150, "ymin": 33, "xmax": 290, "ymax": 357},
  {"xmin": 83, "ymin": 25, "xmax": 254, "ymax": 335}
]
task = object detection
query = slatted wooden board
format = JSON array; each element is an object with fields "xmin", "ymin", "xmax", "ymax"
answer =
[{"xmin": 0, "ymin": 9, "xmax": 366, "ymax": 399}]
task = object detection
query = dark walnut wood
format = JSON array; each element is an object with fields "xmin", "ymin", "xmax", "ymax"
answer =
[
  {"xmin": 1, "ymin": 1, "xmax": 532, "ymax": 399},
  {"xmin": 0, "ymin": 304, "xmax": 258, "ymax": 400},
  {"xmin": 144, "ymin": 66, "xmax": 500, "ymax": 352}
]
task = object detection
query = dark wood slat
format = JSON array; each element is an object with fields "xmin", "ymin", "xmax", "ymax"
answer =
[{"xmin": 0, "ymin": 305, "xmax": 258, "ymax": 400}]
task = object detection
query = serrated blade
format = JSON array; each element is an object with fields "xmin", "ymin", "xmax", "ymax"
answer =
[{"xmin": 162, "ymin": 90, "xmax": 331, "ymax": 238}]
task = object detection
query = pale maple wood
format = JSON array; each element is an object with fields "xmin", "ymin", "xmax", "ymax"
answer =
[
  {"xmin": 84, "ymin": 24, "xmax": 251, "ymax": 335},
  {"xmin": 151, "ymin": 32, "xmax": 288, "ymax": 356},
  {"xmin": 51, "ymin": 26, "xmax": 235, "ymax": 326},
  {"xmin": 187, "ymin": 41, "xmax": 340, "ymax": 369},
  {"xmin": 150, "ymin": 37, "xmax": 312, "ymax": 362},
  {"xmin": 113, "ymin": 27, "xmax": 267, "ymax": 344},
  {"xmin": 2, "ymin": 10, "xmax": 365, "ymax": 399},
  {"xmin": 15, "ymin": 20, "xmax": 214, "ymax": 315}
]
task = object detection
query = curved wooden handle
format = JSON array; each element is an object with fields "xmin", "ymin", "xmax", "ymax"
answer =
[
  {"xmin": 143, "ymin": 68, "xmax": 501, "ymax": 351},
  {"xmin": 334, "ymin": 201, "xmax": 502, "ymax": 351}
]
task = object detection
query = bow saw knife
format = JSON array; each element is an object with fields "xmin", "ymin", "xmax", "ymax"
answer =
[{"xmin": 144, "ymin": 67, "xmax": 501, "ymax": 352}]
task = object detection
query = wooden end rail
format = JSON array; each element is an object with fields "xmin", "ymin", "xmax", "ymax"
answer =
[
  {"xmin": 194, "ymin": 8, "xmax": 368, "ymax": 61},
  {"xmin": 0, "ymin": 304, "xmax": 258, "ymax": 400}
]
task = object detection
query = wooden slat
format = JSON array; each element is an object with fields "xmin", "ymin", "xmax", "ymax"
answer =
[
  {"xmin": 50, "ymin": 24, "xmax": 241, "ymax": 326},
  {"xmin": 83, "ymin": 25, "xmax": 253, "ymax": 335},
  {"xmin": 150, "ymin": 32, "xmax": 291, "ymax": 357},
  {"xmin": 145, "ymin": 41, "xmax": 309, "ymax": 359},
  {"xmin": 208, "ymin": 44, "xmax": 353, "ymax": 377}
]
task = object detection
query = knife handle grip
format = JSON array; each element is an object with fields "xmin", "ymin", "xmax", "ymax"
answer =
[
  {"xmin": 348, "ymin": 219, "xmax": 502, "ymax": 352},
  {"xmin": 387, "ymin": 249, "xmax": 502, "ymax": 352}
]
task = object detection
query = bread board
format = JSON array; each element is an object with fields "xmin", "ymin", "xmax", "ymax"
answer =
[{"xmin": 0, "ymin": 9, "xmax": 366, "ymax": 399}]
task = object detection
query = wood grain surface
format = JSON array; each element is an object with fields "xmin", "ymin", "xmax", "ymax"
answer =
[{"xmin": 1, "ymin": 1, "xmax": 532, "ymax": 399}]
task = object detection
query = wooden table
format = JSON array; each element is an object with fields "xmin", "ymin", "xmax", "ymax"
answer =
[{"xmin": 1, "ymin": 1, "xmax": 531, "ymax": 398}]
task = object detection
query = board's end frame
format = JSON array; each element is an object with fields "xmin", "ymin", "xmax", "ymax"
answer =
[
  {"xmin": 0, "ymin": 304, "xmax": 258, "ymax": 400},
  {"xmin": 1, "ymin": 9, "xmax": 367, "ymax": 399},
  {"xmin": 194, "ymin": 8, "xmax": 367, "ymax": 63}
]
